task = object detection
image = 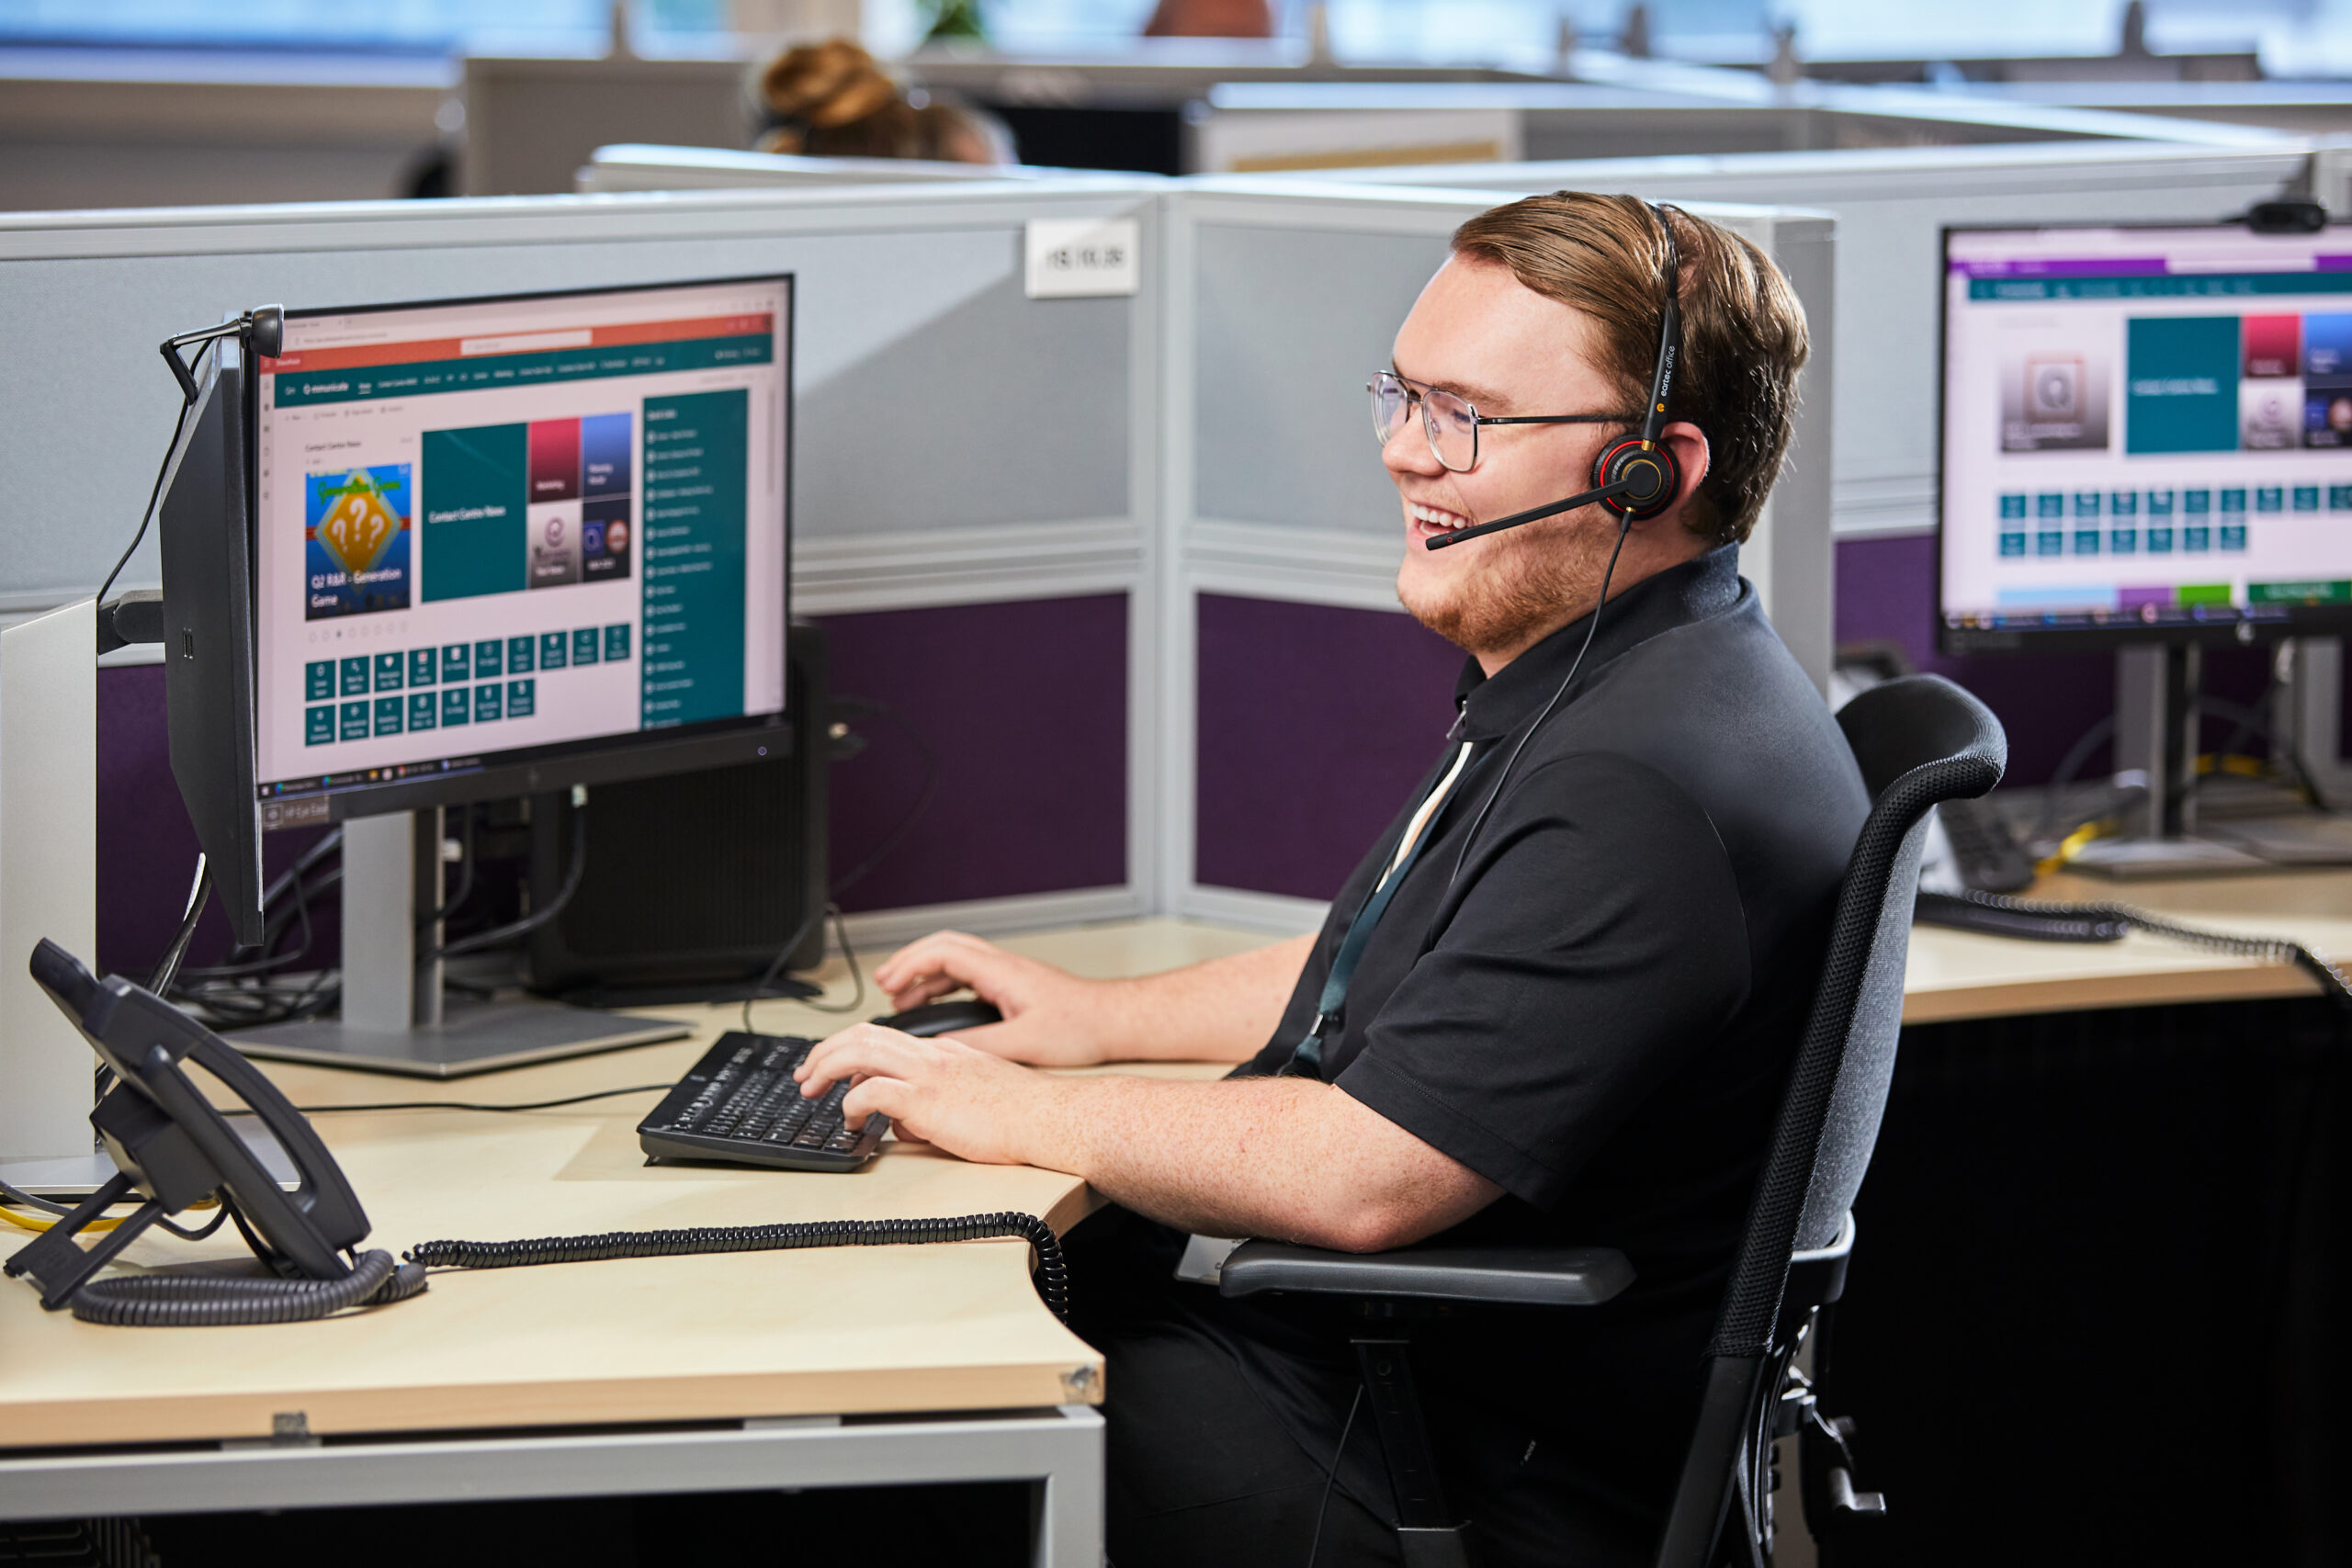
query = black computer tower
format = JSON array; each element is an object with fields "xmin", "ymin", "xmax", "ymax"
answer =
[{"xmin": 524, "ymin": 623, "xmax": 828, "ymax": 1003}]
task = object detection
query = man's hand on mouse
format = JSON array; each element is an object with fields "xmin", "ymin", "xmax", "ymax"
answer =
[
  {"xmin": 872, "ymin": 931, "xmax": 1114, "ymax": 1067},
  {"xmin": 794, "ymin": 1021, "xmax": 1060, "ymax": 1167}
]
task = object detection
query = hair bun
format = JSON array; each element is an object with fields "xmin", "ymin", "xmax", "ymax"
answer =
[{"xmin": 760, "ymin": 39, "xmax": 899, "ymax": 130}]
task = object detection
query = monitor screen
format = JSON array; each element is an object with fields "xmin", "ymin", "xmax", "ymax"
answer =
[
  {"xmin": 250, "ymin": 276, "xmax": 791, "ymax": 818},
  {"xmin": 1940, "ymin": 223, "xmax": 2352, "ymax": 650}
]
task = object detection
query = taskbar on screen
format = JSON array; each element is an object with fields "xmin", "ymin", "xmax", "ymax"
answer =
[
  {"xmin": 261, "ymin": 752, "xmax": 492, "ymax": 803},
  {"xmin": 1937, "ymin": 598, "xmax": 2348, "ymax": 650},
  {"xmin": 253, "ymin": 709, "xmax": 790, "ymax": 829}
]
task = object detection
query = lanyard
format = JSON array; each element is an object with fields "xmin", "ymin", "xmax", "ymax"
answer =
[{"xmin": 1282, "ymin": 739, "xmax": 1476, "ymax": 1080}]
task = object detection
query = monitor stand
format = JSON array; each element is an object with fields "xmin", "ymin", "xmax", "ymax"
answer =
[
  {"xmin": 228, "ymin": 809, "xmax": 689, "ymax": 1078},
  {"xmin": 2067, "ymin": 639, "xmax": 2349, "ymax": 878},
  {"xmin": 0, "ymin": 1119, "xmax": 300, "ymax": 1200}
]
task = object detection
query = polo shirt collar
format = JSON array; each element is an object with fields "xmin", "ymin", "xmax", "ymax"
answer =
[{"xmin": 1453, "ymin": 542, "xmax": 1742, "ymax": 743}]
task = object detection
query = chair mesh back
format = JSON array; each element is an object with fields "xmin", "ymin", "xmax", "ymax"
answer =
[
  {"xmin": 1796, "ymin": 811, "xmax": 1933, "ymax": 1249},
  {"xmin": 1705, "ymin": 676, "xmax": 2006, "ymax": 1359}
]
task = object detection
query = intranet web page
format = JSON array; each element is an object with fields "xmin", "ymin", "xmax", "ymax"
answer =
[
  {"xmin": 252, "ymin": 278, "xmax": 789, "ymax": 801},
  {"xmin": 1943, "ymin": 226, "xmax": 2352, "ymax": 636}
]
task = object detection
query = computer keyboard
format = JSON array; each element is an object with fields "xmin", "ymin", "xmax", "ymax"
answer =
[{"xmin": 638, "ymin": 1032, "xmax": 887, "ymax": 1171}]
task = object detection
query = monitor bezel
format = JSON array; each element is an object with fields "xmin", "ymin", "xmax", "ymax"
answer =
[
  {"xmin": 1936, "ymin": 219, "xmax": 2352, "ymax": 655},
  {"xmin": 249, "ymin": 272, "xmax": 795, "ymax": 828}
]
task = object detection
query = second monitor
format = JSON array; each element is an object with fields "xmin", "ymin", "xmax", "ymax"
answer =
[{"xmin": 1940, "ymin": 220, "xmax": 2352, "ymax": 651}]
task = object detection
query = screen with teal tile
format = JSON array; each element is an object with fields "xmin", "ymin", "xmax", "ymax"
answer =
[
  {"xmin": 250, "ymin": 276, "xmax": 791, "ymax": 803},
  {"xmin": 1944, "ymin": 223, "xmax": 2352, "ymax": 645}
]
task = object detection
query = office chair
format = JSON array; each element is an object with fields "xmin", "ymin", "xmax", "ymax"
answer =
[{"xmin": 1221, "ymin": 674, "xmax": 2007, "ymax": 1566}]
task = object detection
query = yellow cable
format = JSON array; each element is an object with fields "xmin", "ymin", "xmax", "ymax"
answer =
[
  {"xmin": 0, "ymin": 1204, "xmax": 121, "ymax": 1235},
  {"xmin": 2030, "ymin": 751, "xmax": 2286, "ymax": 881},
  {"xmin": 2193, "ymin": 752, "xmax": 2274, "ymax": 779},
  {"xmin": 2035, "ymin": 818, "xmax": 2110, "ymax": 879},
  {"xmin": 0, "ymin": 1195, "xmax": 215, "ymax": 1235}
]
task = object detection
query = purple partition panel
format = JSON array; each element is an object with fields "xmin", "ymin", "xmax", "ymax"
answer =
[
  {"xmin": 93, "ymin": 596, "xmax": 1126, "ymax": 979},
  {"xmin": 1837, "ymin": 535, "xmax": 2297, "ymax": 784},
  {"xmin": 808, "ymin": 594, "xmax": 1128, "ymax": 913},
  {"xmin": 96, "ymin": 663, "xmax": 334, "ymax": 978},
  {"xmin": 1195, "ymin": 592, "xmax": 1462, "ymax": 901}
]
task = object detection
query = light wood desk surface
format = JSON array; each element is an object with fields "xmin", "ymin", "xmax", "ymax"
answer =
[
  {"xmin": 1903, "ymin": 865, "xmax": 2352, "ymax": 1023},
  {"xmin": 8, "ymin": 881, "xmax": 2344, "ymax": 1452},
  {"xmin": 0, "ymin": 920, "xmax": 1266, "ymax": 1451}
]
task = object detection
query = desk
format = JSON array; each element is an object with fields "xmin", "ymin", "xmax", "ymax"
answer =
[
  {"xmin": 7, "ymin": 886, "xmax": 2345, "ymax": 1555},
  {"xmin": 1859, "ymin": 866, "xmax": 2352, "ymax": 1566},
  {"xmin": 1902, "ymin": 865, "xmax": 2352, "ymax": 1023},
  {"xmin": 0, "ymin": 919, "xmax": 1265, "ymax": 1565}
]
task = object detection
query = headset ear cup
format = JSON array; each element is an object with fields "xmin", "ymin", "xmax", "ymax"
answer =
[{"xmin": 1591, "ymin": 437, "xmax": 1681, "ymax": 523}]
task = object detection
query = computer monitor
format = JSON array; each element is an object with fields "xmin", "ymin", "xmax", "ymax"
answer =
[
  {"xmin": 148, "ymin": 275, "xmax": 797, "ymax": 1070},
  {"xmin": 156, "ymin": 333, "xmax": 266, "ymax": 946},
  {"xmin": 251, "ymin": 275, "xmax": 794, "ymax": 823},
  {"xmin": 1939, "ymin": 220, "xmax": 2352, "ymax": 652}
]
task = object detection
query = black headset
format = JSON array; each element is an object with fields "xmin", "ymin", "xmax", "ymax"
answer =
[{"xmin": 1425, "ymin": 199, "xmax": 1684, "ymax": 551}]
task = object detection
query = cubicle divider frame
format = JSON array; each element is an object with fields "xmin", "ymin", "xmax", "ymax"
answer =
[
  {"xmin": 0, "ymin": 179, "xmax": 1170, "ymax": 971},
  {"xmin": 1154, "ymin": 177, "xmax": 1836, "ymax": 930},
  {"xmin": 0, "ymin": 174, "xmax": 1838, "ymax": 963},
  {"xmin": 1186, "ymin": 77, "xmax": 2296, "ymax": 175},
  {"xmin": 1317, "ymin": 140, "xmax": 2352, "ymax": 798},
  {"xmin": 1323, "ymin": 138, "xmax": 2323, "ymax": 544}
]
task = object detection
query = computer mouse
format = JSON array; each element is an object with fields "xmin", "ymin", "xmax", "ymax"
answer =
[{"xmin": 873, "ymin": 998, "xmax": 1004, "ymax": 1037}]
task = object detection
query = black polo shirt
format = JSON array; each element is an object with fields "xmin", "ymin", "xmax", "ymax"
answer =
[{"xmin": 1080, "ymin": 543, "xmax": 1869, "ymax": 1560}]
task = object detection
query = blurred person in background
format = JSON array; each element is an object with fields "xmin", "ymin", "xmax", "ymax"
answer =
[
  {"xmin": 753, "ymin": 39, "xmax": 1014, "ymax": 165},
  {"xmin": 1145, "ymin": 0, "xmax": 1274, "ymax": 35}
]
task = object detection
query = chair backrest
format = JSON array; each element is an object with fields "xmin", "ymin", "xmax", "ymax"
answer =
[{"xmin": 1707, "ymin": 673, "xmax": 2006, "ymax": 1360}]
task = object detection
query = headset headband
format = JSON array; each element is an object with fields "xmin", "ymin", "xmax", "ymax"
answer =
[{"xmin": 1640, "ymin": 201, "xmax": 1680, "ymax": 452}]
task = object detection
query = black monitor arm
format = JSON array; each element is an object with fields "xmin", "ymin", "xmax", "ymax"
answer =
[{"xmin": 96, "ymin": 589, "xmax": 165, "ymax": 657}]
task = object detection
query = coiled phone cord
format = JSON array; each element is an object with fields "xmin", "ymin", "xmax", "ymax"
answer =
[
  {"xmin": 1941, "ymin": 886, "xmax": 2352, "ymax": 1015},
  {"xmin": 407, "ymin": 1211, "xmax": 1069, "ymax": 1324},
  {"xmin": 64, "ymin": 1245, "xmax": 428, "ymax": 1327}
]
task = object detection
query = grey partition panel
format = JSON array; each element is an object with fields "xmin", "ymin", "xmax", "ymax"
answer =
[
  {"xmin": 0, "ymin": 183, "xmax": 1154, "ymax": 607},
  {"xmin": 1168, "ymin": 182, "xmax": 1839, "ymax": 922},
  {"xmin": 1174, "ymin": 182, "xmax": 1836, "ymax": 655},
  {"xmin": 581, "ymin": 146, "xmax": 1071, "ymax": 194},
  {"xmin": 1340, "ymin": 141, "xmax": 2314, "ymax": 537},
  {"xmin": 1193, "ymin": 222, "xmax": 1447, "ymax": 534},
  {"xmin": 1191, "ymin": 73, "xmax": 2289, "ymax": 176},
  {"xmin": 462, "ymin": 56, "xmax": 752, "ymax": 197}
]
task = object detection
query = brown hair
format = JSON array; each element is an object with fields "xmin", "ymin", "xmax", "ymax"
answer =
[
  {"xmin": 1449, "ymin": 192, "xmax": 1809, "ymax": 547},
  {"xmin": 754, "ymin": 39, "xmax": 1010, "ymax": 164}
]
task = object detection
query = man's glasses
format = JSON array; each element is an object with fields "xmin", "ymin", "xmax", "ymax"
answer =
[{"xmin": 1368, "ymin": 369, "xmax": 1641, "ymax": 474}]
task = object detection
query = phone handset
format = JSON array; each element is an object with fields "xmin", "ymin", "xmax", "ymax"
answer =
[{"xmin": 3, "ymin": 941, "xmax": 424, "ymax": 1325}]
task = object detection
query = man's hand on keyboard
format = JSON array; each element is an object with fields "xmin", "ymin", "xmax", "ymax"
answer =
[{"xmin": 795, "ymin": 1021, "xmax": 1050, "ymax": 1167}]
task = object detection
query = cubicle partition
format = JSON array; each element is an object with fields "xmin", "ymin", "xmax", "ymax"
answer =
[
  {"xmin": 0, "ymin": 174, "xmax": 1837, "ymax": 971},
  {"xmin": 1159, "ymin": 179, "xmax": 1834, "ymax": 926},
  {"xmin": 1332, "ymin": 139, "xmax": 2341, "ymax": 787},
  {"xmin": 580, "ymin": 144, "xmax": 1086, "ymax": 194},
  {"xmin": 0, "ymin": 179, "xmax": 1167, "ymax": 966},
  {"xmin": 1340, "ymin": 139, "xmax": 2315, "ymax": 541},
  {"xmin": 460, "ymin": 54, "xmax": 752, "ymax": 197},
  {"xmin": 1186, "ymin": 73, "xmax": 2293, "ymax": 174}
]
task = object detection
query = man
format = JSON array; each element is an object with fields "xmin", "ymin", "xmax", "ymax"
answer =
[{"xmin": 797, "ymin": 192, "xmax": 1869, "ymax": 1566}]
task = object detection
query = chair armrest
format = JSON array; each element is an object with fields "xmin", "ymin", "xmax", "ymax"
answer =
[{"xmin": 1217, "ymin": 1240, "xmax": 1634, "ymax": 1308}]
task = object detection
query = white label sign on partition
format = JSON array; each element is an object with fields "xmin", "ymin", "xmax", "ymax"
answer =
[{"xmin": 1025, "ymin": 219, "xmax": 1141, "ymax": 299}]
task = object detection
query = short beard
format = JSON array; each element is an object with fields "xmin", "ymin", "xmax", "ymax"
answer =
[{"xmin": 1399, "ymin": 512, "xmax": 1614, "ymax": 658}]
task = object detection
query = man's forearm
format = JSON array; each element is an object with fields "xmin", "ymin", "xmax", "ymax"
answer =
[
  {"xmin": 1088, "ymin": 932, "xmax": 1317, "ymax": 1064},
  {"xmin": 1022, "ymin": 1069, "xmax": 1493, "ymax": 1250}
]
